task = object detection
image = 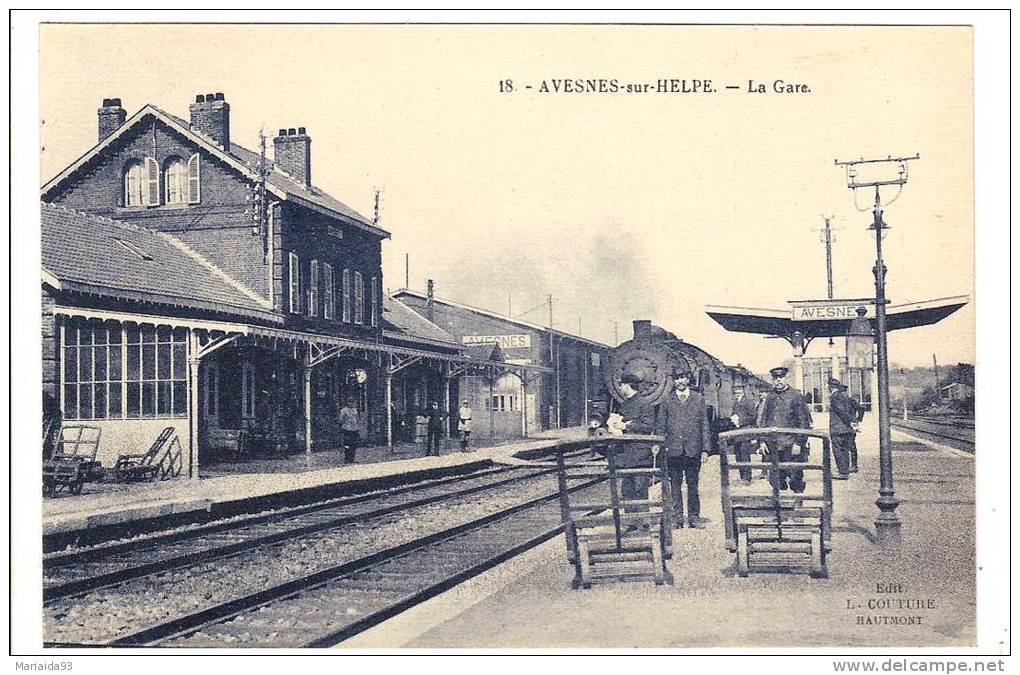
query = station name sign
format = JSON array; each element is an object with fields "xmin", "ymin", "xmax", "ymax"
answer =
[
  {"xmin": 790, "ymin": 301, "xmax": 876, "ymax": 321},
  {"xmin": 463, "ymin": 334, "xmax": 532, "ymax": 349}
]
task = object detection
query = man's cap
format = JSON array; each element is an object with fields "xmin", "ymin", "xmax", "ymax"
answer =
[
  {"xmin": 827, "ymin": 376, "xmax": 846, "ymax": 389},
  {"xmin": 671, "ymin": 366, "xmax": 692, "ymax": 380},
  {"xmin": 769, "ymin": 366, "xmax": 789, "ymax": 378},
  {"xmin": 620, "ymin": 370, "xmax": 644, "ymax": 386}
]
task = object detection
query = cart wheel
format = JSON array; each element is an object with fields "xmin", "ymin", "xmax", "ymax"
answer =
[{"xmin": 737, "ymin": 531, "xmax": 750, "ymax": 577}]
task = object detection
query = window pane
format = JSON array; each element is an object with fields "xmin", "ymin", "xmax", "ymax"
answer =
[
  {"xmin": 79, "ymin": 347, "xmax": 93, "ymax": 383},
  {"xmin": 109, "ymin": 383, "xmax": 122, "ymax": 418},
  {"xmin": 157, "ymin": 325, "xmax": 171, "ymax": 342},
  {"xmin": 127, "ymin": 325, "xmax": 140, "ymax": 344},
  {"xmin": 127, "ymin": 344, "xmax": 140, "ymax": 380},
  {"xmin": 95, "ymin": 346, "xmax": 108, "ymax": 381},
  {"xmin": 142, "ymin": 344, "xmax": 155, "ymax": 379},
  {"xmin": 173, "ymin": 381, "xmax": 187, "ymax": 416},
  {"xmin": 158, "ymin": 343, "xmax": 171, "ymax": 379},
  {"xmin": 64, "ymin": 325, "xmax": 78, "ymax": 346},
  {"xmin": 158, "ymin": 382, "xmax": 171, "ymax": 416},
  {"xmin": 142, "ymin": 326, "xmax": 156, "ymax": 343},
  {"xmin": 142, "ymin": 382, "xmax": 155, "ymax": 417},
  {"xmin": 108, "ymin": 325, "xmax": 121, "ymax": 344},
  {"xmin": 94, "ymin": 384, "xmax": 107, "ymax": 419},
  {"xmin": 64, "ymin": 346, "xmax": 77, "ymax": 383},
  {"xmin": 127, "ymin": 382, "xmax": 140, "ymax": 418},
  {"xmin": 172, "ymin": 344, "xmax": 186, "ymax": 379},
  {"xmin": 64, "ymin": 384, "xmax": 78, "ymax": 419},
  {"xmin": 79, "ymin": 384, "xmax": 93, "ymax": 419},
  {"xmin": 80, "ymin": 325, "xmax": 94, "ymax": 346},
  {"xmin": 109, "ymin": 345, "xmax": 122, "ymax": 380}
]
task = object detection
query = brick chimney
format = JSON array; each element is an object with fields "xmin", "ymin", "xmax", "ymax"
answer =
[
  {"xmin": 97, "ymin": 98, "xmax": 126, "ymax": 142},
  {"xmin": 273, "ymin": 127, "xmax": 311, "ymax": 186},
  {"xmin": 189, "ymin": 92, "xmax": 230, "ymax": 150}
]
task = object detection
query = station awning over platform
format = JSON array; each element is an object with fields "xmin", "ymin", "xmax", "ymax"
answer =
[{"xmin": 705, "ymin": 295, "xmax": 969, "ymax": 339}]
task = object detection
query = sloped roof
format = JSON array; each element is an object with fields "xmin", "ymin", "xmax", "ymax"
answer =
[
  {"xmin": 462, "ymin": 342, "xmax": 506, "ymax": 362},
  {"xmin": 392, "ymin": 288, "xmax": 611, "ymax": 349},
  {"xmin": 41, "ymin": 203, "xmax": 280, "ymax": 323},
  {"xmin": 41, "ymin": 104, "xmax": 388, "ymax": 239},
  {"xmin": 382, "ymin": 295, "xmax": 460, "ymax": 349}
]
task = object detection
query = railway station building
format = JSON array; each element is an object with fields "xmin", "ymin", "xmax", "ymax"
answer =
[
  {"xmin": 40, "ymin": 93, "xmax": 540, "ymax": 476},
  {"xmin": 393, "ymin": 288, "xmax": 610, "ymax": 434}
]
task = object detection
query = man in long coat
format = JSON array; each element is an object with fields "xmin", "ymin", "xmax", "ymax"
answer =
[
  {"xmin": 612, "ymin": 369, "xmax": 658, "ymax": 506},
  {"xmin": 729, "ymin": 384, "xmax": 760, "ymax": 483},
  {"xmin": 657, "ymin": 370, "xmax": 711, "ymax": 528},
  {"xmin": 827, "ymin": 376, "xmax": 861, "ymax": 478},
  {"xmin": 757, "ymin": 366, "xmax": 813, "ymax": 493}
]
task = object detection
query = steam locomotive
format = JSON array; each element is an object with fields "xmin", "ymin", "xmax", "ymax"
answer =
[{"xmin": 592, "ymin": 320, "xmax": 769, "ymax": 452}]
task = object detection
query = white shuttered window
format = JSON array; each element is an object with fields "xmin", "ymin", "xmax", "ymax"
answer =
[
  {"xmin": 289, "ymin": 252, "xmax": 301, "ymax": 314},
  {"xmin": 323, "ymin": 263, "xmax": 335, "ymax": 320},
  {"xmin": 354, "ymin": 272, "xmax": 364, "ymax": 325}
]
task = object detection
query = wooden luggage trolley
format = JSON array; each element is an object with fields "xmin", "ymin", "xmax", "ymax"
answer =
[
  {"xmin": 717, "ymin": 427, "xmax": 833, "ymax": 578},
  {"xmin": 555, "ymin": 434, "xmax": 674, "ymax": 588},
  {"xmin": 43, "ymin": 425, "xmax": 102, "ymax": 496}
]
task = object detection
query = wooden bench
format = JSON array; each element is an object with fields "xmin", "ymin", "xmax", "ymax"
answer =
[
  {"xmin": 718, "ymin": 427, "xmax": 833, "ymax": 578},
  {"xmin": 113, "ymin": 426, "xmax": 183, "ymax": 482},
  {"xmin": 555, "ymin": 434, "xmax": 673, "ymax": 589},
  {"xmin": 43, "ymin": 425, "xmax": 102, "ymax": 496}
]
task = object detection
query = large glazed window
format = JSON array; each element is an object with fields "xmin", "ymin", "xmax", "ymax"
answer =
[{"xmin": 124, "ymin": 160, "xmax": 146, "ymax": 207}]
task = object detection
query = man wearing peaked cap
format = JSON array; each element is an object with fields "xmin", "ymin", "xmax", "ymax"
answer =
[
  {"xmin": 757, "ymin": 365, "xmax": 813, "ymax": 492},
  {"xmin": 828, "ymin": 376, "xmax": 862, "ymax": 477}
]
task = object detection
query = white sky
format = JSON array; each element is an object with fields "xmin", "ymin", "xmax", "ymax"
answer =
[{"xmin": 39, "ymin": 24, "xmax": 975, "ymax": 374}]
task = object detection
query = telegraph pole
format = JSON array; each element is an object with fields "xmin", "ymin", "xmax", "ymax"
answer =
[
  {"xmin": 835, "ymin": 152, "xmax": 919, "ymax": 548},
  {"xmin": 932, "ymin": 354, "xmax": 941, "ymax": 402}
]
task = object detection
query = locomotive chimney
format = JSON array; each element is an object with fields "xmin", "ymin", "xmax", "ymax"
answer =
[{"xmin": 632, "ymin": 320, "xmax": 652, "ymax": 340}]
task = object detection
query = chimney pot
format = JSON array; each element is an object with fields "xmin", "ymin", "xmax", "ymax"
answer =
[
  {"xmin": 633, "ymin": 320, "xmax": 652, "ymax": 340},
  {"xmin": 273, "ymin": 126, "xmax": 312, "ymax": 186},
  {"xmin": 97, "ymin": 97, "xmax": 126, "ymax": 142},
  {"xmin": 214, "ymin": 92, "xmax": 224, "ymax": 100},
  {"xmin": 189, "ymin": 93, "xmax": 230, "ymax": 150}
]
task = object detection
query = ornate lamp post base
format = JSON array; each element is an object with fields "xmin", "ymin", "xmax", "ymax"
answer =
[{"xmin": 874, "ymin": 494, "xmax": 902, "ymax": 547}]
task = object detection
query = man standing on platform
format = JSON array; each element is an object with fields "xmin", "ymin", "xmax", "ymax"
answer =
[
  {"xmin": 458, "ymin": 400, "xmax": 473, "ymax": 452},
  {"xmin": 827, "ymin": 377, "xmax": 861, "ymax": 479},
  {"xmin": 729, "ymin": 384, "xmax": 759, "ymax": 484},
  {"xmin": 657, "ymin": 369, "xmax": 711, "ymax": 529},
  {"xmin": 611, "ymin": 369, "xmax": 658, "ymax": 507},
  {"xmin": 758, "ymin": 366, "xmax": 813, "ymax": 492},
  {"xmin": 338, "ymin": 397, "xmax": 360, "ymax": 464},
  {"xmin": 425, "ymin": 401, "xmax": 445, "ymax": 457}
]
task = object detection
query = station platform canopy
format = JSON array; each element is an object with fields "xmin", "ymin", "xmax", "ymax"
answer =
[{"xmin": 705, "ymin": 295, "xmax": 969, "ymax": 339}]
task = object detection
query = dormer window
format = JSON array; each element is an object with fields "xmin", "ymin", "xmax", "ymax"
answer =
[
  {"xmin": 164, "ymin": 158, "xmax": 187, "ymax": 204},
  {"xmin": 124, "ymin": 160, "xmax": 146, "ymax": 206}
]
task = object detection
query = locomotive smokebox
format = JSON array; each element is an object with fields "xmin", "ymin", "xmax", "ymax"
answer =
[{"xmin": 632, "ymin": 320, "xmax": 652, "ymax": 340}]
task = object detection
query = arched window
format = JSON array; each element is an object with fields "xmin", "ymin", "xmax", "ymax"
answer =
[
  {"xmin": 124, "ymin": 160, "xmax": 146, "ymax": 207},
  {"xmin": 164, "ymin": 158, "xmax": 187, "ymax": 204}
]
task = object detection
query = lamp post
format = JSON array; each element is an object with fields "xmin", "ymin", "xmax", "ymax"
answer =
[{"xmin": 835, "ymin": 153, "xmax": 919, "ymax": 548}]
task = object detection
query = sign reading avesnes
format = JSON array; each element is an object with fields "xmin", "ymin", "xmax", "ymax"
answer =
[
  {"xmin": 462, "ymin": 334, "xmax": 532, "ymax": 349},
  {"xmin": 790, "ymin": 301, "xmax": 876, "ymax": 321}
]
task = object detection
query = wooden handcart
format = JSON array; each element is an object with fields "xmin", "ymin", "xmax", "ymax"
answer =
[
  {"xmin": 114, "ymin": 426, "xmax": 183, "ymax": 481},
  {"xmin": 42, "ymin": 425, "xmax": 102, "ymax": 496},
  {"xmin": 718, "ymin": 427, "xmax": 833, "ymax": 578},
  {"xmin": 555, "ymin": 434, "xmax": 674, "ymax": 589}
]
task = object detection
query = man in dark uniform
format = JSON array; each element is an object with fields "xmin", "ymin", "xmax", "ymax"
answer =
[
  {"xmin": 757, "ymin": 366, "xmax": 813, "ymax": 493},
  {"xmin": 657, "ymin": 369, "xmax": 711, "ymax": 528},
  {"xmin": 827, "ymin": 376, "xmax": 861, "ymax": 478},
  {"xmin": 424, "ymin": 401, "xmax": 445, "ymax": 457},
  {"xmin": 729, "ymin": 384, "xmax": 759, "ymax": 484},
  {"xmin": 614, "ymin": 369, "xmax": 658, "ymax": 506}
]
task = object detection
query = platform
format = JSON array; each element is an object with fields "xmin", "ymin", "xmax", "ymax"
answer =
[
  {"xmin": 43, "ymin": 428, "xmax": 587, "ymax": 539},
  {"xmin": 346, "ymin": 425, "xmax": 977, "ymax": 649}
]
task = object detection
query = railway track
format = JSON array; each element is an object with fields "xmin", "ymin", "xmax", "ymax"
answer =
[
  {"xmin": 44, "ymin": 455, "xmax": 597, "ymax": 647},
  {"xmin": 891, "ymin": 417, "xmax": 974, "ymax": 451},
  {"xmin": 44, "ymin": 461, "xmax": 571, "ymax": 600}
]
